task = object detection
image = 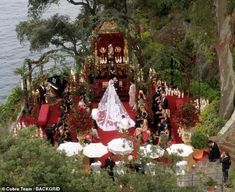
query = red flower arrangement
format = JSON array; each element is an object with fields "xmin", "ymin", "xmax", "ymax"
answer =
[
  {"xmin": 67, "ymin": 95, "xmax": 93, "ymax": 135},
  {"xmin": 175, "ymin": 99, "xmax": 199, "ymax": 129}
]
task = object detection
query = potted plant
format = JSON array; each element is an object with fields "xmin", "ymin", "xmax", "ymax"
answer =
[
  {"xmin": 205, "ymin": 177, "xmax": 217, "ymax": 191},
  {"xmin": 191, "ymin": 131, "xmax": 208, "ymax": 149}
]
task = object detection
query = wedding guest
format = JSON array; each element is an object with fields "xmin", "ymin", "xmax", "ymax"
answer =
[
  {"xmin": 137, "ymin": 90, "xmax": 146, "ymax": 109},
  {"xmin": 109, "ymin": 62, "xmax": 116, "ymax": 79},
  {"xmin": 118, "ymin": 115, "xmax": 129, "ymax": 133},
  {"xmin": 84, "ymin": 134, "xmax": 92, "ymax": 145},
  {"xmin": 135, "ymin": 119, "xmax": 151, "ymax": 142},
  {"xmin": 113, "ymin": 77, "xmax": 119, "ymax": 92},
  {"xmin": 208, "ymin": 140, "xmax": 221, "ymax": 162},
  {"xmin": 135, "ymin": 110, "xmax": 143, "ymax": 128},
  {"xmin": 158, "ymin": 128, "xmax": 170, "ymax": 148},
  {"xmin": 161, "ymin": 92, "xmax": 169, "ymax": 110},
  {"xmin": 45, "ymin": 124, "xmax": 55, "ymax": 146},
  {"xmin": 91, "ymin": 120, "xmax": 100, "ymax": 140},
  {"xmin": 63, "ymin": 128, "xmax": 72, "ymax": 142},
  {"xmin": 103, "ymin": 154, "xmax": 116, "ymax": 181},
  {"xmin": 220, "ymin": 151, "xmax": 231, "ymax": 184},
  {"xmin": 38, "ymin": 83, "xmax": 46, "ymax": 104},
  {"xmin": 128, "ymin": 80, "xmax": 136, "ymax": 110}
]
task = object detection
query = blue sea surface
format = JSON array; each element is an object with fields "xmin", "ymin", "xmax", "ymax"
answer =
[{"xmin": 0, "ymin": 0, "xmax": 79, "ymax": 103}]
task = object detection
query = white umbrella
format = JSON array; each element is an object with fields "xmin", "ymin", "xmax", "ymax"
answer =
[
  {"xmin": 166, "ymin": 144, "xmax": 193, "ymax": 157},
  {"xmin": 57, "ymin": 142, "xmax": 83, "ymax": 157},
  {"xmin": 139, "ymin": 144, "xmax": 165, "ymax": 159},
  {"xmin": 83, "ymin": 143, "xmax": 108, "ymax": 158},
  {"xmin": 108, "ymin": 138, "xmax": 133, "ymax": 155}
]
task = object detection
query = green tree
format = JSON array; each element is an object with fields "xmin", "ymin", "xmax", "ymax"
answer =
[{"xmin": 0, "ymin": 127, "xmax": 200, "ymax": 191}]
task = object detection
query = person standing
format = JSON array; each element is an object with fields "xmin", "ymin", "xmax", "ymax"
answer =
[
  {"xmin": 118, "ymin": 115, "xmax": 129, "ymax": 133},
  {"xmin": 103, "ymin": 154, "xmax": 116, "ymax": 181},
  {"xmin": 128, "ymin": 81, "xmax": 136, "ymax": 110},
  {"xmin": 220, "ymin": 151, "xmax": 231, "ymax": 184},
  {"xmin": 38, "ymin": 84, "xmax": 46, "ymax": 104}
]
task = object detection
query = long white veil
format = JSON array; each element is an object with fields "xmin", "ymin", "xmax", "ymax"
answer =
[{"xmin": 96, "ymin": 80, "xmax": 135, "ymax": 131}]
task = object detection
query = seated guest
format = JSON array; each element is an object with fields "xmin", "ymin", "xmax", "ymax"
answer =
[
  {"xmin": 84, "ymin": 134, "xmax": 92, "ymax": 145},
  {"xmin": 137, "ymin": 90, "xmax": 146, "ymax": 109},
  {"xmin": 135, "ymin": 119, "xmax": 151, "ymax": 143},
  {"xmin": 208, "ymin": 140, "xmax": 221, "ymax": 162},
  {"xmin": 155, "ymin": 122, "xmax": 164, "ymax": 135},
  {"xmin": 56, "ymin": 125, "xmax": 65, "ymax": 146},
  {"xmin": 153, "ymin": 105, "xmax": 163, "ymax": 128},
  {"xmin": 152, "ymin": 96, "xmax": 161, "ymax": 113},
  {"xmin": 91, "ymin": 120, "xmax": 100, "ymax": 140},
  {"xmin": 78, "ymin": 96, "xmax": 90, "ymax": 113},
  {"xmin": 135, "ymin": 111, "xmax": 143, "ymax": 128},
  {"xmin": 162, "ymin": 112, "xmax": 170, "ymax": 127},
  {"xmin": 158, "ymin": 128, "xmax": 170, "ymax": 148},
  {"xmin": 161, "ymin": 113, "xmax": 171, "ymax": 139},
  {"xmin": 161, "ymin": 92, "xmax": 169, "ymax": 110},
  {"xmin": 63, "ymin": 128, "xmax": 72, "ymax": 142},
  {"xmin": 45, "ymin": 124, "xmax": 55, "ymax": 146}
]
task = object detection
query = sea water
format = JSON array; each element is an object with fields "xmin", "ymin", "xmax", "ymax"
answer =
[{"xmin": 0, "ymin": 0, "xmax": 79, "ymax": 103}]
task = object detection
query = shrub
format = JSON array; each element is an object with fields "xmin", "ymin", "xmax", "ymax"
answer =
[
  {"xmin": 205, "ymin": 177, "xmax": 217, "ymax": 186},
  {"xmin": 195, "ymin": 99, "xmax": 225, "ymax": 136},
  {"xmin": 175, "ymin": 99, "xmax": 198, "ymax": 129},
  {"xmin": 0, "ymin": 86, "xmax": 23, "ymax": 124},
  {"xmin": 191, "ymin": 131, "xmax": 208, "ymax": 149}
]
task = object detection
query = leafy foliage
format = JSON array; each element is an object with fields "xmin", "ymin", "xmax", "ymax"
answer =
[
  {"xmin": 229, "ymin": 167, "xmax": 235, "ymax": 188},
  {"xmin": 0, "ymin": 127, "xmax": 83, "ymax": 191},
  {"xmin": 187, "ymin": 0, "xmax": 216, "ymax": 62},
  {"xmin": 175, "ymin": 100, "xmax": 199, "ymax": 129},
  {"xmin": 188, "ymin": 80, "xmax": 219, "ymax": 102},
  {"xmin": 204, "ymin": 177, "xmax": 217, "ymax": 186},
  {"xmin": 144, "ymin": 0, "xmax": 173, "ymax": 17},
  {"xmin": 0, "ymin": 127, "xmax": 200, "ymax": 191},
  {"xmin": 194, "ymin": 99, "xmax": 226, "ymax": 136},
  {"xmin": 191, "ymin": 131, "xmax": 208, "ymax": 149},
  {"xmin": 28, "ymin": 0, "xmax": 59, "ymax": 18},
  {"xmin": 16, "ymin": 14, "xmax": 90, "ymax": 52},
  {"xmin": 0, "ymin": 87, "xmax": 23, "ymax": 125},
  {"xmin": 227, "ymin": 0, "xmax": 235, "ymax": 14}
]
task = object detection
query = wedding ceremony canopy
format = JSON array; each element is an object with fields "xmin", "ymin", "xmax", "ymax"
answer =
[{"xmin": 96, "ymin": 80, "xmax": 135, "ymax": 131}]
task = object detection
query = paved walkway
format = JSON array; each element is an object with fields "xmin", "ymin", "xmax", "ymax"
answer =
[{"xmin": 176, "ymin": 156, "xmax": 233, "ymax": 191}]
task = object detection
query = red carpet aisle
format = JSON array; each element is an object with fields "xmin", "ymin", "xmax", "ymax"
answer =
[
  {"xmin": 96, "ymin": 99, "xmax": 186, "ymax": 164},
  {"xmin": 96, "ymin": 101, "xmax": 137, "ymax": 164}
]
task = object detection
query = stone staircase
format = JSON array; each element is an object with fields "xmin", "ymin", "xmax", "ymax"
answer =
[
  {"xmin": 216, "ymin": 119, "xmax": 235, "ymax": 163},
  {"xmin": 219, "ymin": 131, "xmax": 235, "ymax": 162}
]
